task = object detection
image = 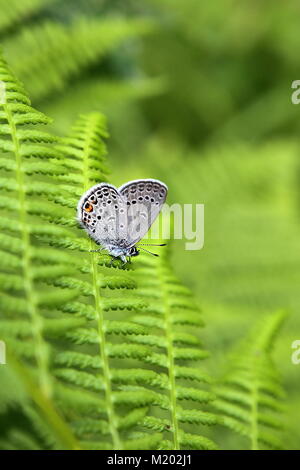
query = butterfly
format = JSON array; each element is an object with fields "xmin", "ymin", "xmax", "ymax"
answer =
[{"xmin": 77, "ymin": 179, "xmax": 168, "ymax": 263}]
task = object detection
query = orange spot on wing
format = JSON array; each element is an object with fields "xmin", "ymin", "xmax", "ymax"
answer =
[{"xmin": 85, "ymin": 203, "xmax": 93, "ymax": 212}]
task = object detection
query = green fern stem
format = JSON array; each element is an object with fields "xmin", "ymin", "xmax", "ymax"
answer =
[
  {"xmin": 82, "ymin": 117, "xmax": 121, "ymax": 449},
  {"xmin": 4, "ymin": 103, "xmax": 52, "ymax": 398},
  {"xmin": 90, "ymin": 253, "xmax": 122, "ymax": 449},
  {"xmin": 158, "ymin": 264, "xmax": 180, "ymax": 450}
]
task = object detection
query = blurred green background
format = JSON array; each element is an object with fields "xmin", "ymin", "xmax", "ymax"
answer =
[{"xmin": 1, "ymin": 0, "xmax": 300, "ymax": 449}]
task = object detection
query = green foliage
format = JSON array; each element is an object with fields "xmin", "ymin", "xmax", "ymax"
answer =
[
  {"xmin": 0, "ymin": 0, "xmax": 160, "ymax": 155},
  {"xmin": 128, "ymin": 252, "xmax": 219, "ymax": 450},
  {"xmin": 0, "ymin": 53, "xmax": 81, "ymax": 397},
  {"xmin": 0, "ymin": 53, "xmax": 219, "ymax": 450},
  {"xmin": 0, "ymin": 0, "xmax": 55, "ymax": 34},
  {"xmin": 127, "ymin": 135, "xmax": 299, "ymax": 448},
  {"xmin": 0, "ymin": 0, "xmax": 297, "ymax": 450},
  {"xmin": 0, "ymin": 53, "xmax": 84, "ymax": 449},
  {"xmin": 213, "ymin": 311, "xmax": 287, "ymax": 450},
  {"xmin": 138, "ymin": 0, "xmax": 300, "ymax": 144},
  {"xmin": 4, "ymin": 17, "xmax": 151, "ymax": 102},
  {"xmin": 131, "ymin": 139, "xmax": 300, "ymax": 313}
]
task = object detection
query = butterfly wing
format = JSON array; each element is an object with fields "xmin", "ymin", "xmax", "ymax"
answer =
[
  {"xmin": 77, "ymin": 183, "xmax": 128, "ymax": 247},
  {"xmin": 118, "ymin": 179, "xmax": 168, "ymax": 246}
]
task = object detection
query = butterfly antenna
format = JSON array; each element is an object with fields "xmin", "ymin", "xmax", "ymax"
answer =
[
  {"xmin": 81, "ymin": 249, "xmax": 104, "ymax": 253},
  {"xmin": 138, "ymin": 246, "xmax": 159, "ymax": 257},
  {"xmin": 137, "ymin": 243, "xmax": 167, "ymax": 247}
]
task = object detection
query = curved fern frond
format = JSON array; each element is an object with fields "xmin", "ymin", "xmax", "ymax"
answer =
[
  {"xmin": 44, "ymin": 111, "xmax": 218, "ymax": 450},
  {"xmin": 212, "ymin": 310, "xmax": 287, "ymax": 449},
  {"xmin": 0, "ymin": 50, "xmax": 219, "ymax": 450},
  {"xmin": 4, "ymin": 18, "xmax": 151, "ymax": 101},
  {"xmin": 0, "ymin": 55, "xmax": 159, "ymax": 450},
  {"xmin": 0, "ymin": 51, "xmax": 84, "ymax": 448},
  {"xmin": 127, "ymin": 251, "xmax": 219, "ymax": 450},
  {"xmin": 0, "ymin": 51, "xmax": 81, "ymax": 391},
  {"xmin": 0, "ymin": 0, "xmax": 55, "ymax": 35},
  {"xmin": 33, "ymin": 111, "xmax": 166, "ymax": 450}
]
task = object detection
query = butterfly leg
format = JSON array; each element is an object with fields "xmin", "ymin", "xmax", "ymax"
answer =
[{"xmin": 120, "ymin": 255, "xmax": 127, "ymax": 265}]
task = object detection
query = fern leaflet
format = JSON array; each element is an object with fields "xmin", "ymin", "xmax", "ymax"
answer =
[
  {"xmin": 212, "ymin": 310, "xmax": 287, "ymax": 449},
  {"xmin": 128, "ymin": 250, "xmax": 219, "ymax": 450},
  {"xmin": 0, "ymin": 52, "xmax": 81, "ymax": 448}
]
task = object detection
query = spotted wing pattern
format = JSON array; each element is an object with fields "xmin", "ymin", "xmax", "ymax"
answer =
[
  {"xmin": 77, "ymin": 183, "xmax": 128, "ymax": 246},
  {"xmin": 118, "ymin": 179, "xmax": 168, "ymax": 246},
  {"xmin": 78, "ymin": 179, "xmax": 168, "ymax": 250}
]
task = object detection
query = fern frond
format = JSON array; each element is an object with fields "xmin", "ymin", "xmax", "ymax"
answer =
[
  {"xmin": 0, "ymin": 51, "xmax": 82, "ymax": 384},
  {"xmin": 0, "ymin": 0, "xmax": 55, "ymax": 34},
  {"xmin": 29, "ymin": 111, "xmax": 168, "ymax": 450},
  {"xmin": 212, "ymin": 310, "xmax": 287, "ymax": 449},
  {"xmin": 0, "ymin": 50, "xmax": 219, "ymax": 450},
  {"xmin": 125, "ymin": 251, "xmax": 219, "ymax": 450},
  {"xmin": 41, "ymin": 109, "xmax": 219, "ymax": 449},
  {"xmin": 4, "ymin": 18, "xmax": 151, "ymax": 101},
  {"xmin": 0, "ymin": 51, "xmax": 89, "ymax": 448}
]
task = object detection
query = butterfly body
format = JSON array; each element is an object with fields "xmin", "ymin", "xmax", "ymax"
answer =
[
  {"xmin": 77, "ymin": 179, "xmax": 168, "ymax": 263},
  {"xmin": 102, "ymin": 244, "xmax": 139, "ymax": 263}
]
